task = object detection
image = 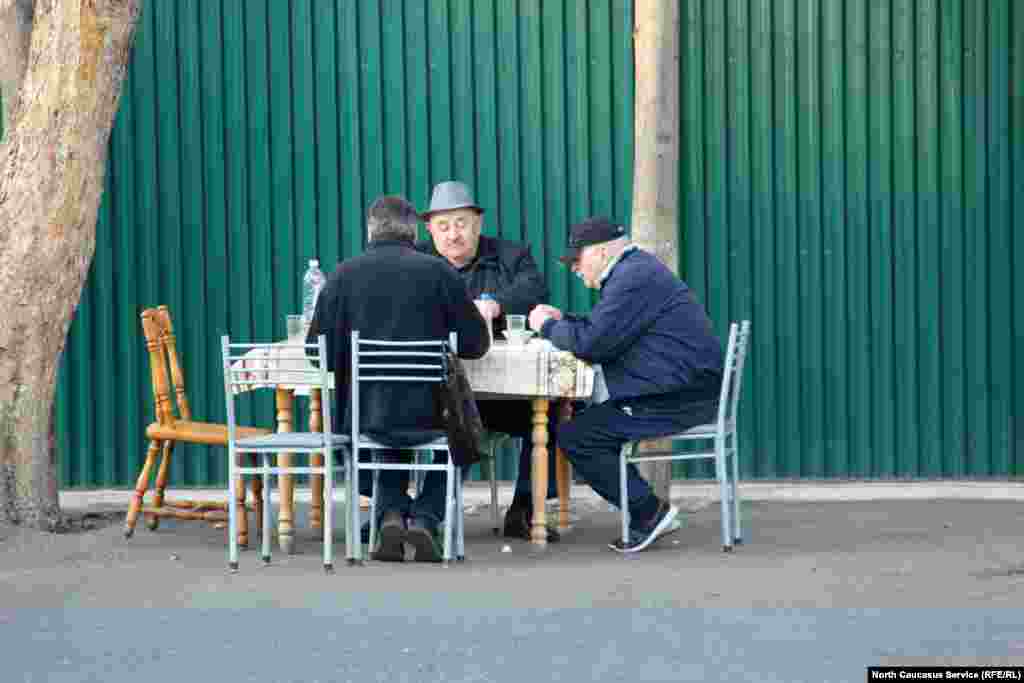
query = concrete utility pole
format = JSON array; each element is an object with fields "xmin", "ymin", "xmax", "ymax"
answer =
[{"xmin": 631, "ymin": 0, "xmax": 680, "ymax": 502}]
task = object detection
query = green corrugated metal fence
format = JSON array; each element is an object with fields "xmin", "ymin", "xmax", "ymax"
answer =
[
  {"xmin": 55, "ymin": 0, "xmax": 634, "ymax": 487},
  {"xmin": 55, "ymin": 0, "xmax": 1021, "ymax": 487},
  {"xmin": 677, "ymin": 0, "xmax": 1021, "ymax": 480}
]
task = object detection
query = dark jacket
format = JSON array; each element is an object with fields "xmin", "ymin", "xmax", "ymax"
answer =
[
  {"xmin": 307, "ymin": 239, "xmax": 490, "ymax": 435},
  {"xmin": 415, "ymin": 234, "xmax": 548, "ymax": 331},
  {"xmin": 539, "ymin": 247, "xmax": 724, "ymax": 404}
]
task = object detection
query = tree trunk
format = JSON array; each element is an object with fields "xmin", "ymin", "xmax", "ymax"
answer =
[
  {"xmin": 0, "ymin": 0, "xmax": 141, "ymax": 528},
  {"xmin": 631, "ymin": 0, "xmax": 680, "ymax": 502},
  {"xmin": 0, "ymin": 0, "xmax": 34, "ymax": 129}
]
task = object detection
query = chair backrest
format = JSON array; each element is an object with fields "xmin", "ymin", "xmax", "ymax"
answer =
[
  {"xmin": 713, "ymin": 320, "xmax": 752, "ymax": 429},
  {"xmin": 349, "ymin": 330, "xmax": 456, "ymax": 440},
  {"xmin": 141, "ymin": 305, "xmax": 191, "ymax": 424},
  {"xmin": 220, "ymin": 335, "xmax": 334, "ymax": 442}
]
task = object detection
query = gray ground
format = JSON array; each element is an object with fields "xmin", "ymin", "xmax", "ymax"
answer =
[{"xmin": 2, "ymin": 491, "xmax": 1023, "ymax": 682}]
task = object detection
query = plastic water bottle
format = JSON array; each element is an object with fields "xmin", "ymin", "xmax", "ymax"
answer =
[
  {"xmin": 302, "ymin": 259, "xmax": 326, "ymax": 323},
  {"xmin": 480, "ymin": 292, "xmax": 496, "ymax": 343}
]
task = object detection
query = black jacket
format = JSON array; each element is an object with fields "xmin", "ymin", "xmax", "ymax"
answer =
[
  {"xmin": 540, "ymin": 247, "xmax": 723, "ymax": 403},
  {"xmin": 415, "ymin": 235, "xmax": 548, "ymax": 331},
  {"xmin": 307, "ymin": 239, "xmax": 490, "ymax": 435}
]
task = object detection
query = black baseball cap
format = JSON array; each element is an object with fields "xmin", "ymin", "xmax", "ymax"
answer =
[{"xmin": 559, "ymin": 216, "xmax": 627, "ymax": 264}]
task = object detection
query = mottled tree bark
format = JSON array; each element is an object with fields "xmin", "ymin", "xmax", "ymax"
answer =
[
  {"xmin": 632, "ymin": 0, "xmax": 680, "ymax": 502},
  {"xmin": 0, "ymin": 0, "xmax": 34, "ymax": 128},
  {"xmin": 0, "ymin": 0, "xmax": 141, "ymax": 528}
]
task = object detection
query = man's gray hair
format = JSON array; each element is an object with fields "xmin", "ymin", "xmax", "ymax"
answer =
[{"xmin": 367, "ymin": 195, "xmax": 419, "ymax": 242}]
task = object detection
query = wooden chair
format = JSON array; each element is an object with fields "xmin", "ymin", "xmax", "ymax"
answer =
[{"xmin": 125, "ymin": 305, "xmax": 271, "ymax": 545}]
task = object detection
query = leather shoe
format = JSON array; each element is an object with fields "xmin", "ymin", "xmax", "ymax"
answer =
[
  {"xmin": 406, "ymin": 517, "xmax": 443, "ymax": 563},
  {"xmin": 502, "ymin": 506, "xmax": 560, "ymax": 543},
  {"xmin": 371, "ymin": 511, "xmax": 406, "ymax": 562}
]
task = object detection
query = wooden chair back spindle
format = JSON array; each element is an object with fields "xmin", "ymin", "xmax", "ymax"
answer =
[
  {"xmin": 157, "ymin": 305, "xmax": 192, "ymax": 421},
  {"xmin": 141, "ymin": 308, "xmax": 176, "ymax": 426}
]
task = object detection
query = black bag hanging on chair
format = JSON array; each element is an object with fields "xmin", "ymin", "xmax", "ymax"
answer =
[{"xmin": 439, "ymin": 349, "xmax": 485, "ymax": 466}]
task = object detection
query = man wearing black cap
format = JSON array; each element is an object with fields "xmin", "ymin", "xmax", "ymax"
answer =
[{"xmin": 529, "ymin": 217, "xmax": 725, "ymax": 552}]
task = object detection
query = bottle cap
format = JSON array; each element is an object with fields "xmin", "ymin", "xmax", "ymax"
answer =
[{"xmin": 309, "ymin": 259, "xmax": 319, "ymax": 268}]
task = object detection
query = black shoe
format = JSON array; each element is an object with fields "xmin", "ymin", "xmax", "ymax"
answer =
[
  {"xmin": 502, "ymin": 506, "xmax": 560, "ymax": 543},
  {"xmin": 406, "ymin": 517, "xmax": 443, "ymax": 563},
  {"xmin": 371, "ymin": 511, "xmax": 406, "ymax": 562},
  {"xmin": 607, "ymin": 499, "xmax": 681, "ymax": 553}
]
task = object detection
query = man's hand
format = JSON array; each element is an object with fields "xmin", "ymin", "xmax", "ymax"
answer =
[
  {"xmin": 474, "ymin": 298, "xmax": 501, "ymax": 321},
  {"xmin": 529, "ymin": 304, "xmax": 562, "ymax": 331}
]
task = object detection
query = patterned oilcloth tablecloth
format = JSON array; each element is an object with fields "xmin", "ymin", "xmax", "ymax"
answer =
[
  {"xmin": 463, "ymin": 339, "xmax": 593, "ymax": 399},
  {"xmin": 229, "ymin": 336, "xmax": 332, "ymax": 396}
]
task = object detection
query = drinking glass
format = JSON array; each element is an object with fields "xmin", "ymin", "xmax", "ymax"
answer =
[
  {"xmin": 286, "ymin": 314, "xmax": 304, "ymax": 339},
  {"xmin": 506, "ymin": 314, "xmax": 526, "ymax": 332}
]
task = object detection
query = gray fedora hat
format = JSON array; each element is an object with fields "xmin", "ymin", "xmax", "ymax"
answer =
[{"xmin": 421, "ymin": 180, "xmax": 483, "ymax": 220}]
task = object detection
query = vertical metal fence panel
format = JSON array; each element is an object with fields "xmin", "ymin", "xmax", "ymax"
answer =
[
  {"xmin": 679, "ymin": 0, "xmax": 1020, "ymax": 480},
  {"xmin": 1013, "ymin": 0, "xmax": 1024, "ymax": 478}
]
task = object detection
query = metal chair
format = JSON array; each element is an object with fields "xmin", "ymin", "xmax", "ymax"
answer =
[
  {"xmin": 619, "ymin": 320, "xmax": 752, "ymax": 552},
  {"xmin": 351, "ymin": 331, "xmax": 465, "ymax": 565},
  {"xmin": 221, "ymin": 334, "xmax": 352, "ymax": 572}
]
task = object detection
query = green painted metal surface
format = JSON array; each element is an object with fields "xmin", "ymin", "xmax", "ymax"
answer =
[
  {"xmin": 54, "ymin": 0, "xmax": 1021, "ymax": 487},
  {"xmin": 55, "ymin": 0, "xmax": 634, "ymax": 487},
  {"xmin": 676, "ymin": 0, "xmax": 1022, "ymax": 480}
]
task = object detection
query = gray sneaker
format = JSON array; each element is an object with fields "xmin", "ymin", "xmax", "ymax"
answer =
[{"xmin": 608, "ymin": 501, "xmax": 681, "ymax": 553}]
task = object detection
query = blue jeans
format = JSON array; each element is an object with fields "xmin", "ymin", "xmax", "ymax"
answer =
[
  {"xmin": 557, "ymin": 397, "xmax": 719, "ymax": 526},
  {"xmin": 361, "ymin": 449, "xmax": 469, "ymax": 528}
]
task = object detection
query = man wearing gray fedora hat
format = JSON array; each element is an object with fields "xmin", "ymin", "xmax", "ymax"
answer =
[{"xmin": 417, "ymin": 180, "xmax": 562, "ymax": 542}]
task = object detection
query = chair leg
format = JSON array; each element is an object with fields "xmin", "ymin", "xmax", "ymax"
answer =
[
  {"xmin": 323, "ymin": 450, "xmax": 334, "ymax": 573},
  {"xmin": 620, "ymin": 443, "xmax": 631, "ymax": 547},
  {"xmin": 228, "ymin": 449, "xmax": 239, "ymax": 572},
  {"xmin": 730, "ymin": 445, "xmax": 742, "ymax": 544},
  {"xmin": 442, "ymin": 460, "xmax": 455, "ymax": 565},
  {"xmin": 348, "ymin": 450, "xmax": 360, "ymax": 565},
  {"xmin": 235, "ymin": 467, "xmax": 249, "ymax": 549},
  {"xmin": 147, "ymin": 440, "xmax": 175, "ymax": 531},
  {"xmin": 715, "ymin": 439, "xmax": 732, "ymax": 552},
  {"xmin": 249, "ymin": 453, "xmax": 263, "ymax": 542},
  {"xmin": 125, "ymin": 439, "xmax": 161, "ymax": 538},
  {"xmin": 456, "ymin": 466, "xmax": 465, "ymax": 561},
  {"xmin": 261, "ymin": 453, "xmax": 272, "ymax": 564}
]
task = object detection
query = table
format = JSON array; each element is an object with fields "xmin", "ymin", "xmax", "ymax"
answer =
[
  {"xmin": 462, "ymin": 339, "xmax": 594, "ymax": 544},
  {"xmin": 237, "ymin": 337, "xmax": 593, "ymax": 550}
]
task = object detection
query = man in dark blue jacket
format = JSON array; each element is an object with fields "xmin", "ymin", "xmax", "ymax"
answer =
[{"xmin": 529, "ymin": 216, "xmax": 724, "ymax": 553}]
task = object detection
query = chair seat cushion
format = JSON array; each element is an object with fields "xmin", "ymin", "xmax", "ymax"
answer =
[
  {"xmin": 236, "ymin": 432, "xmax": 350, "ymax": 450},
  {"xmin": 362, "ymin": 429, "xmax": 447, "ymax": 448},
  {"xmin": 145, "ymin": 420, "xmax": 271, "ymax": 446}
]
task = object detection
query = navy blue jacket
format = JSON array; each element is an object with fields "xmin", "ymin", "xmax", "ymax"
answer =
[{"xmin": 539, "ymin": 248, "xmax": 723, "ymax": 404}]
